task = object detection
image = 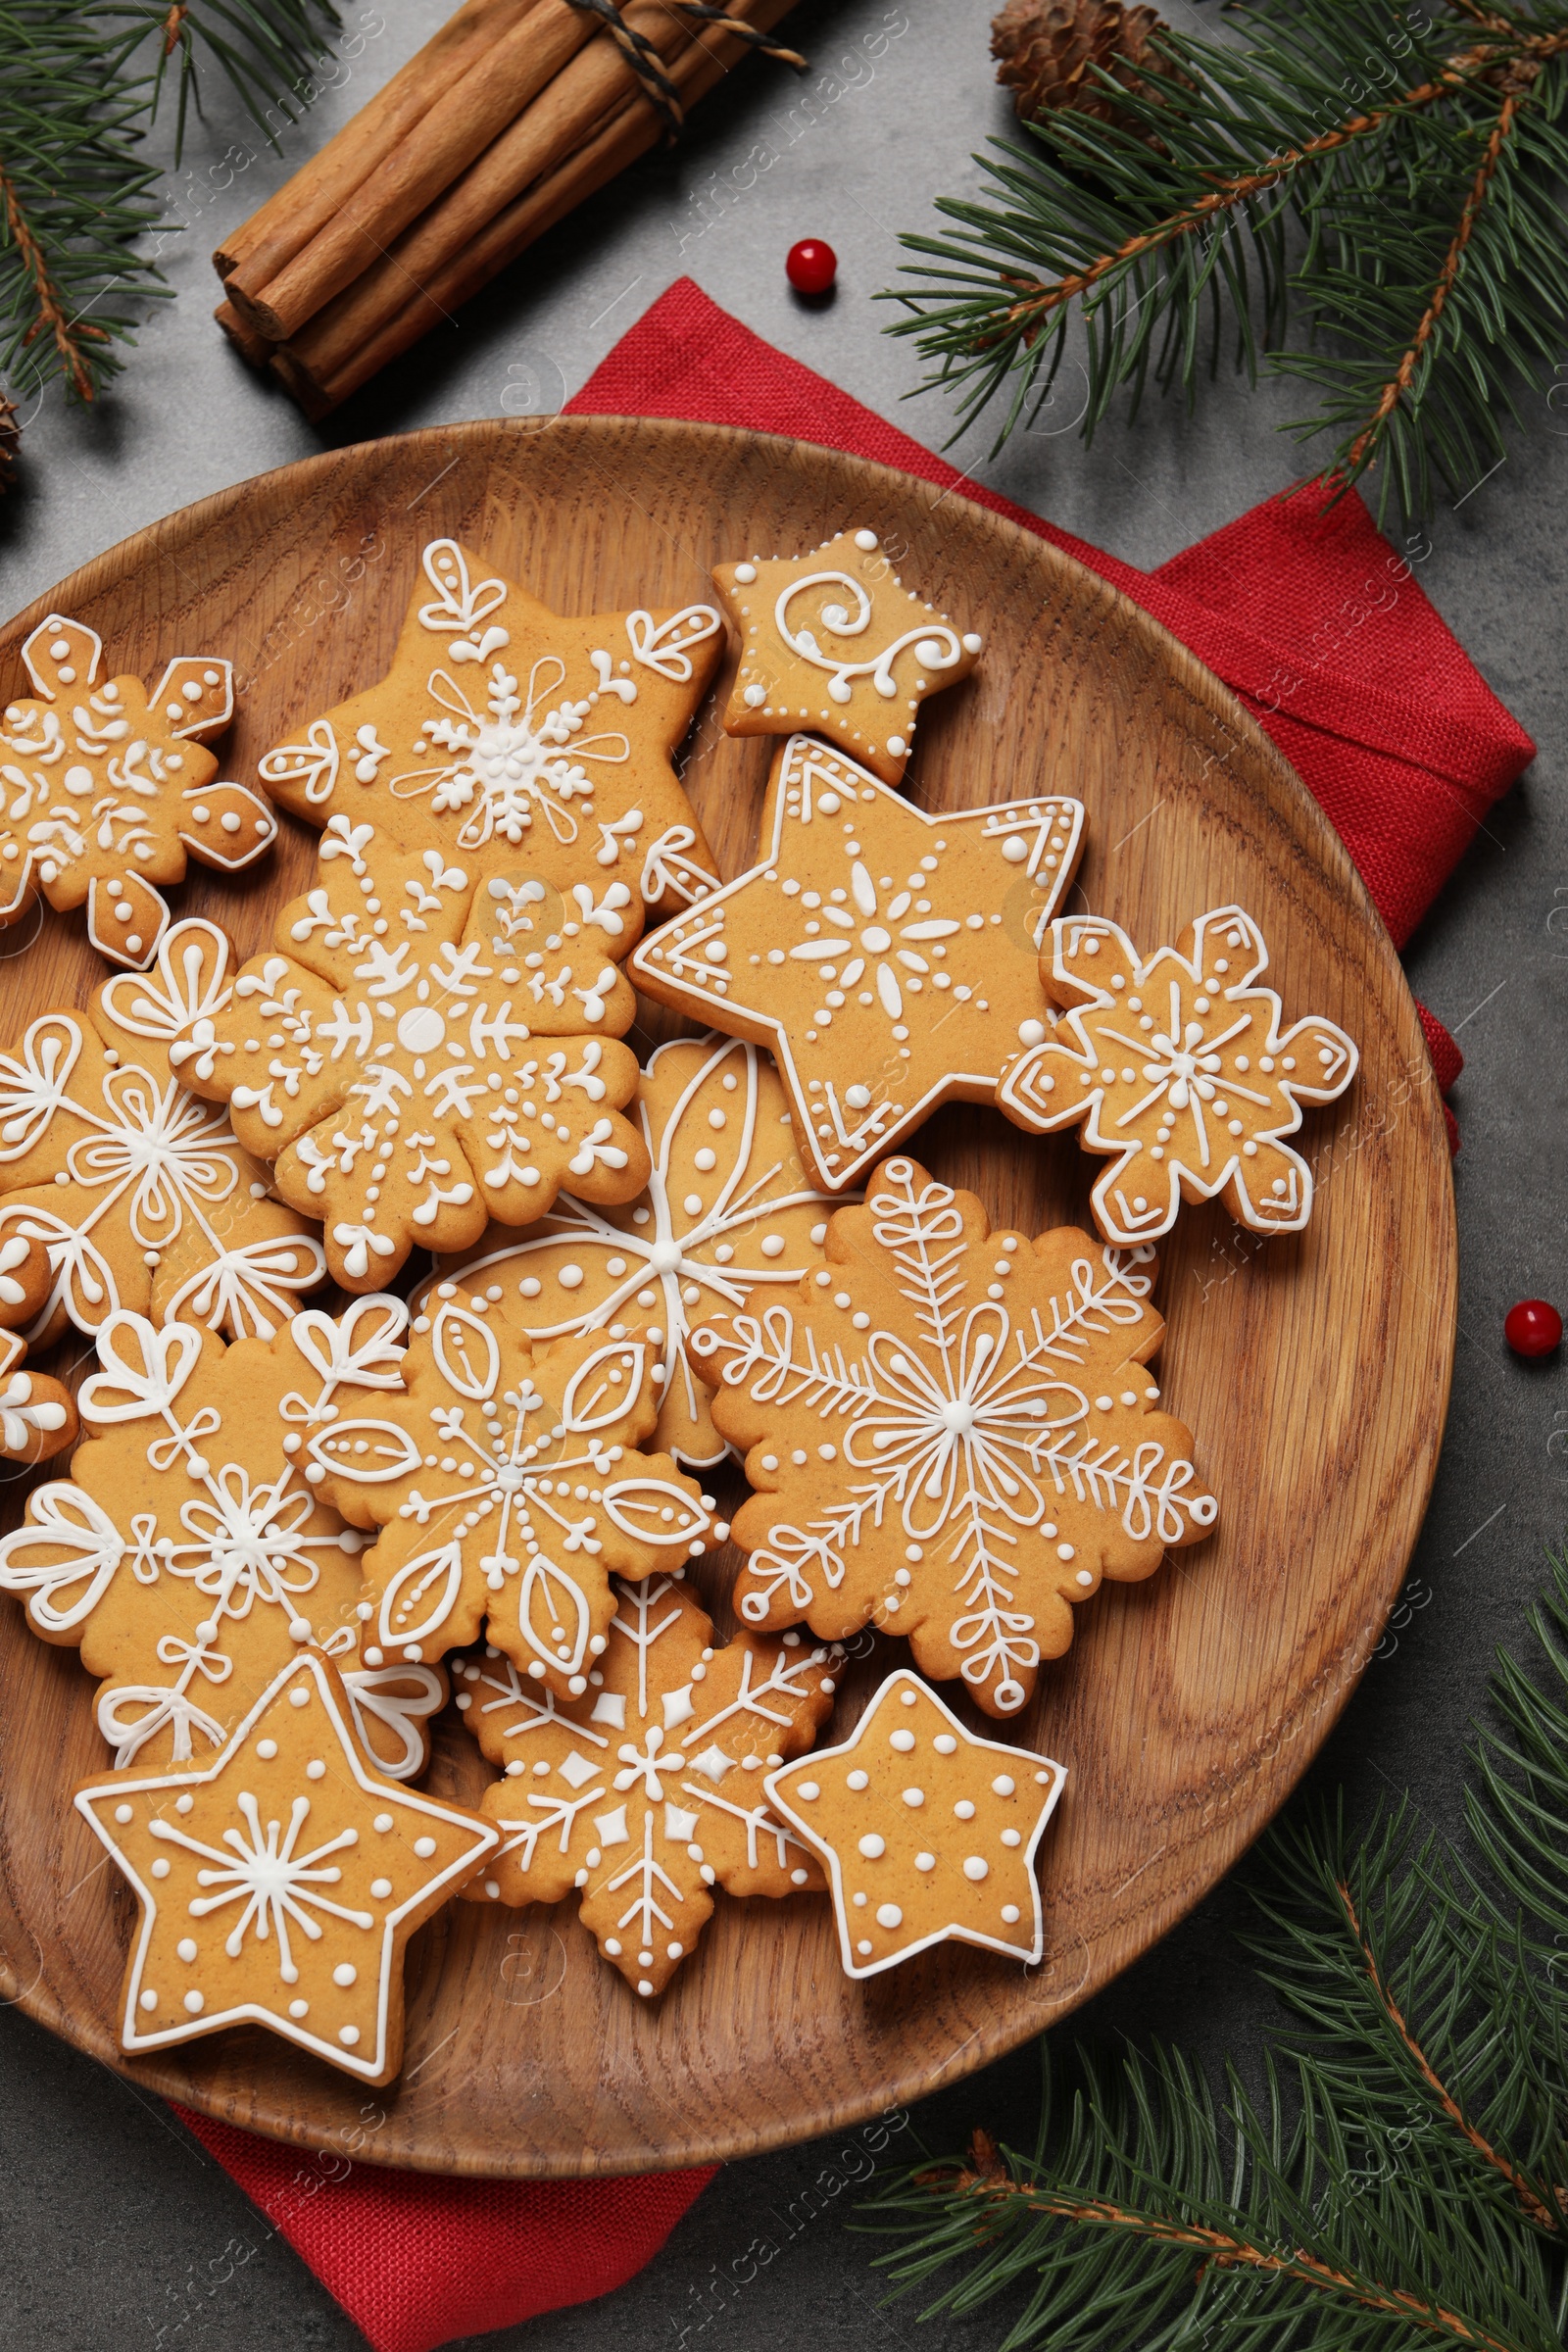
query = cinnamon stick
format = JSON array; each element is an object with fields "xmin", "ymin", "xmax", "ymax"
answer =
[
  {"xmin": 214, "ymin": 298, "xmax": 273, "ymax": 368},
  {"xmin": 228, "ymin": 0, "xmax": 611, "ymax": 343},
  {"xmin": 215, "ymin": 0, "xmax": 542, "ymax": 289},
  {"xmin": 285, "ymin": 0, "xmax": 799, "ymax": 414}
]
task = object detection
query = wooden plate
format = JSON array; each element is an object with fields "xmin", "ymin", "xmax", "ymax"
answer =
[{"xmin": 0, "ymin": 417, "xmax": 1454, "ymax": 2178}]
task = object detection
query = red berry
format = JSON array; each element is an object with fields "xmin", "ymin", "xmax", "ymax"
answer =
[
  {"xmin": 786, "ymin": 238, "xmax": 837, "ymax": 297},
  {"xmin": 1505, "ymin": 1298, "xmax": 1562, "ymax": 1357}
]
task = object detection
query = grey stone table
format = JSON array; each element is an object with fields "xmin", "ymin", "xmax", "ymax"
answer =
[{"xmin": 1, "ymin": 4, "xmax": 1565, "ymax": 2345}]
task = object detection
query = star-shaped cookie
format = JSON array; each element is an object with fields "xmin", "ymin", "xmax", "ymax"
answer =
[
  {"xmin": 74, "ymin": 1648, "xmax": 498, "ymax": 2083},
  {"xmin": 764, "ymin": 1669, "xmax": 1066, "ymax": 1978},
  {"xmin": 712, "ymin": 528, "xmax": 983, "ymax": 784},
  {"xmin": 255, "ymin": 538, "xmax": 726, "ymax": 917},
  {"xmin": 629, "ymin": 736, "xmax": 1085, "ymax": 1191}
]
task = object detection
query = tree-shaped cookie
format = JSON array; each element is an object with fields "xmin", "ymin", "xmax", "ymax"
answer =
[
  {"xmin": 630, "ymin": 735, "xmax": 1085, "ymax": 1192},
  {"xmin": 170, "ymin": 816, "xmax": 648, "ymax": 1291},
  {"xmin": 711, "ymin": 528, "xmax": 983, "ymax": 784},
  {"xmin": 302, "ymin": 1289, "xmax": 715, "ymax": 1697},
  {"xmin": 765, "ymin": 1669, "xmax": 1066, "ymax": 1978},
  {"xmin": 75, "ymin": 1649, "xmax": 497, "ymax": 2084},
  {"xmin": 430, "ymin": 1033, "xmax": 847, "ymax": 1466},
  {"xmin": 255, "ymin": 538, "xmax": 725, "ymax": 916},
  {"xmin": 0, "ymin": 612, "xmax": 273, "ymax": 968},
  {"xmin": 0, "ymin": 1299, "xmax": 447, "ymax": 1778},
  {"xmin": 689, "ymin": 1155, "xmax": 1216, "ymax": 1718},
  {"xmin": 996, "ymin": 906, "xmax": 1359, "ymax": 1245},
  {"xmin": 0, "ymin": 918, "xmax": 327, "ymax": 1345},
  {"xmin": 457, "ymin": 1572, "xmax": 838, "ymax": 1995}
]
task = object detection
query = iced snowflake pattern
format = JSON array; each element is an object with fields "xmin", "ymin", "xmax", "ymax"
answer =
[
  {"xmin": 997, "ymin": 906, "xmax": 1359, "ymax": 1245},
  {"xmin": 689, "ymin": 1156, "xmax": 1216, "ymax": 1716},
  {"xmin": 456, "ymin": 1572, "xmax": 839, "ymax": 1995}
]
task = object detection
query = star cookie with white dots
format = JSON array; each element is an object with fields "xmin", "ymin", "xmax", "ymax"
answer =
[
  {"xmin": 764, "ymin": 1669, "xmax": 1066, "ymax": 1977},
  {"xmin": 712, "ymin": 528, "xmax": 983, "ymax": 785},
  {"xmin": 74, "ymin": 1649, "xmax": 498, "ymax": 2084}
]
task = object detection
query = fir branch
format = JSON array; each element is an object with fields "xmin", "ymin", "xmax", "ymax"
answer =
[
  {"xmin": 881, "ymin": 0, "xmax": 1568, "ymax": 523},
  {"xmin": 96, "ymin": 0, "xmax": 345, "ymax": 164},
  {"xmin": 857, "ymin": 1544, "xmax": 1568, "ymax": 2350}
]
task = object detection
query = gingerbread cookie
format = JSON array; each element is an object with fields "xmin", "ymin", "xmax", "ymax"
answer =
[
  {"xmin": 459, "ymin": 1571, "xmax": 837, "ymax": 1995},
  {"xmin": 630, "ymin": 736, "xmax": 1085, "ymax": 1193},
  {"xmin": 712, "ymin": 529, "xmax": 983, "ymax": 785},
  {"xmin": 996, "ymin": 906, "xmax": 1359, "ymax": 1245},
  {"xmin": 166, "ymin": 816, "xmax": 648, "ymax": 1291},
  {"xmin": 75, "ymin": 1648, "xmax": 497, "ymax": 2083},
  {"xmin": 301, "ymin": 1291, "xmax": 715, "ymax": 1697},
  {"xmin": 688, "ymin": 1154, "xmax": 1216, "ymax": 1717},
  {"xmin": 764, "ymin": 1668, "xmax": 1066, "ymax": 1978},
  {"xmin": 0, "ymin": 1299, "xmax": 446, "ymax": 1778},
  {"xmin": 428, "ymin": 1033, "xmax": 846, "ymax": 1466},
  {"xmin": 0, "ymin": 1227, "xmax": 76, "ymax": 1464},
  {"xmin": 0, "ymin": 919, "xmax": 327, "ymax": 1345},
  {"xmin": 255, "ymin": 538, "xmax": 725, "ymax": 916},
  {"xmin": 0, "ymin": 612, "xmax": 273, "ymax": 968}
]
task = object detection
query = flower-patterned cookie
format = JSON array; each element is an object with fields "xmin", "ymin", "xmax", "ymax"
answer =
[
  {"xmin": 75, "ymin": 1649, "xmax": 497, "ymax": 2084},
  {"xmin": 0, "ymin": 919, "xmax": 327, "ymax": 1346},
  {"xmin": 255, "ymin": 538, "xmax": 725, "ymax": 916},
  {"xmin": 0, "ymin": 612, "xmax": 273, "ymax": 968},
  {"xmin": 302, "ymin": 1289, "xmax": 715, "ymax": 1697},
  {"xmin": 429, "ymin": 1033, "xmax": 847, "ymax": 1466},
  {"xmin": 764, "ymin": 1669, "xmax": 1066, "ymax": 1978},
  {"xmin": 996, "ymin": 907, "xmax": 1359, "ymax": 1245},
  {"xmin": 629, "ymin": 736, "xmax": 1085, "ymax": 1193},
  {"xmin": 169, "ymin": 818, "xmax": 648, "ymax": 1291},
  {"xmin": 689, "ymin": 1155, "xmax": 1216, "ymax": 1717},
  {"xmin": 0, "ymin": 1228, "xmax": 75, "ymax": 1463},
  {"xmin": 711, "ymin": 529, "xmax": 983, "ymax": 785},
  {"xmin": 458, "ymin": 1572, "xmax": 838, "ymax": 1995},
  {"xmin": 0, "ymin": 1300, "xmax": 447, "ymax": 1778}
]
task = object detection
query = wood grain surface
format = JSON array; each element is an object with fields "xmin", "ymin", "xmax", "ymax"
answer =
[{"xmin": 0, "ymin": 417, "xmax": 1455, "ymax": 2179}]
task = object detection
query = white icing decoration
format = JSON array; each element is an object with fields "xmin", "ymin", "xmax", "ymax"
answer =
[
  {"xmin": 624, "ymin": 606, "xmax": 721, "ymax": 684},
  {"xmin": 391, "ymin": 656, "xmax": 630, "ymax": 853},
  {"xmin": 260, "ymin": 717, "xmax": 340, "ymax": 806},
  {"xmin": 774, "ymin": 573, "xmax": 965, "ymax": 704}
]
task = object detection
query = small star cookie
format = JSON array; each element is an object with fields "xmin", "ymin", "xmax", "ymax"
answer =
[
  {"xmin": 764, "ymin": 1669, "xmax": 1066, "ymax": 1978},
  {"xmin": 0, "ymin": 612, "xmax": 273, "ymax": 968},
  {"xmin": 74, "ymin": 1649, "xmax": 498, "ymax": 2084},
  {"xmin": 997, "ymin": 906, "xmax": 1359, "ymax": 1245},
  {"xmin": 629, "ymin": 736, "xmax": 1085, "ymax": 1193},
  {"xmin": 255, "ymin": 538, "xmax": 725, "ymax": 917},
  {"xmin": 712, "ymin": 528, "xmax": 983, "ymax": 784}
]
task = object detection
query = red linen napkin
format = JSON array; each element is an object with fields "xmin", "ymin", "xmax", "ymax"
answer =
[{"xmin": 172, "ymin": 277, "xmax": 1534, "ymax": 2352}]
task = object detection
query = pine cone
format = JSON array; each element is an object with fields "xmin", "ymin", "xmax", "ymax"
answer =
[
  {"xmin": 992, "ymin": 0, "xmax": 1180, "ymax": 135},
  {"xmin": 0, "ymin": 395, "xmax": 18, "ymax": 494}
]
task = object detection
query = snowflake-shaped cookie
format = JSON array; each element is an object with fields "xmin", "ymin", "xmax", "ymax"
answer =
[
  {"xmin": 255, "ymin": 538, "xmax": 725, "ymax": 916},
  {"xmin": 0, "ymin": 918, "xmax": 327, "ymax": 1346},
  {"xmin": 0, "ymin": 1299, "xmax": 448, "ymax": 1778},
  {"xmin": 430, "ymin": 1033, "xmax": 847, "ymax": 1467},
  {"xmin": 765, "ymin": 1670, "xmax": 1066, "ymax": 1978},
  {"xmin": 458, "ymin": 1572, "xmax": 838, "ymax": 1995},
  {"xmin": 172, "ymin": 816, "xmax": 648, "ymax": 1291},
  {"xmin": 712, "ymin": 528, "xmax": 983, "ymax": 784},
  {"xmin": 0, "ymin": 612, "xmax": 274, "ymax": 968},
  {"xmin": 997, "ymin": 907, "xmax": 1359, "ymax": 1244},
  {"xmin": 689, "ymin": 1155, "xmax": 1216, "ymax": 1717},
  {"xmin": 75, "ymin": 1649, "xmax": 497, "ymax": 2083},
  {"xmin": 630, "ymin": 736, "xmax": 1085, "ymax": 1192},
  {"xmin": 302, "ymin": 1288, "xmax": 715, "ymax": 1698}
]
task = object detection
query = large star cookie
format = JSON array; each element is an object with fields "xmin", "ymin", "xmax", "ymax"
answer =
[
  {"xmin": 427, "ymin": 1032, "xmax": 846, "ymax": 1467},
  {"xmin": 996, "ymin": 906, "xmax": 1359, "ymax": 1245},
  {"xmin": 765, "ymin": 1669, "xmax": 1066, "ymax": 1978},
  {"xmin": 0, "ymin": 612, "xmax": 273, "ymax": 967},
  {"xmin": 171, "ymin": 818, "xmax": 649, "ymax": 1291},
  {"xmin": 458, "ymin": 1570, "xmax": 838, "ymax": 1995},
  {"xmin": 74, "ymin": 1649, "xmax": 498, "ymax": 2083},
  {"xmin": 0, "ymin": 1299, "xmax": 448, "ymax": 1779},
  {"xmin": 629, "ymin": 737, "xmax": 1085, "ymax": 1192},
  {"xmin": 688, "ymin": 1154, "xmax": 1216, "ymax": 1717},
  {"xmin": 255, "ymin": 538, "xmax": 725, "ymax": 916},
  {"xmin": 712, "ymin": 528, "xmax": 983, "ymax": 784}
]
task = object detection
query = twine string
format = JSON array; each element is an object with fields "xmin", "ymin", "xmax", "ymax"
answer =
[{"xmin": 564, "ymin": 0, "xmax": 808, "ymax": 143}]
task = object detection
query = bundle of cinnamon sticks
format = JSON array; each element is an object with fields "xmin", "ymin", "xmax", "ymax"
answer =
[{"xmin": 215, "ymin": 0, "xmax": 801, "ymax": 416}]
